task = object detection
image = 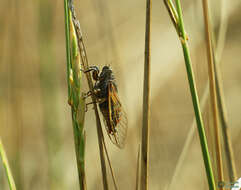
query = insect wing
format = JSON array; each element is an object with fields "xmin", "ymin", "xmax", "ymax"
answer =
[{"xmin": 104, "ymin": 82, "xmax": 128, "ymax": 148}]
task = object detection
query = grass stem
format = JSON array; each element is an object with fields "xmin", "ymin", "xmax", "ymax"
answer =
[
  {"xmin": 214, "ymin": 56, "xmax": 237, "ymax": 182},
  {"xmin": 0, "ymin": 139, "xmax": 16, "ymax": 190},
  {"xmin": 67, "ymin": 1, "xmax": 115, "ymax": 189},
  {"xmin": 64, "ymin": 1, "xmax": 86, "ymax": 189},
  {"xmin": 140, "ymin": 0, "xmax": 151, "ymax": 189},
  {"xmin": 164, "ymin": 0, "xmax": 216, "ymax": 189},
  {"xmin": 201, "ymin": 0, "xmax": 224, "ymax": 188},
  {"xmin": 135, "ymin": 145, "xmax": 141, "ymax": 190},
  {"xmin": 211, "ymin": 0, "xmax": 237, "ymax": 181},
  {"xmin": 165, "ymin": 0, "xmax": 234, "ymax": 188}
]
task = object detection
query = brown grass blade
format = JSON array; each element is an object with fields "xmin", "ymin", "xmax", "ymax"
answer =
[
  {"xmin": 201, "ymin": 0, "xmax": 224, "ymax": 188},
  {"xmin": 140, "ymin": 0, "xmax": 152, "ymax": 189}
]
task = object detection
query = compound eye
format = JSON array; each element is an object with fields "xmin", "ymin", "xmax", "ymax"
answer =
[{"xmin": 92, "ymin": 70, "xmax": 99, "ymax": 81}]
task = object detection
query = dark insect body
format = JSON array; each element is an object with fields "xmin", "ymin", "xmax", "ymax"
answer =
[{"xmin": 85, "ymin": 66, "xmax": 128, "ymax": 148}]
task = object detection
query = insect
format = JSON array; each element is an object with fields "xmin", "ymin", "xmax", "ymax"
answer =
[{"xmin": 84, "ymin": 66, "xmax": 128, "ymax": 149}]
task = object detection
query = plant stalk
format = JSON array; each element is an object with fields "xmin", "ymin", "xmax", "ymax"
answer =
[
  {"xmin": 141, "ymin": 0, "xmax": 151, "ymax": 189},
  {"xmin": 174, "ymin": 0, "xmax": 216, "ymax": 189},
  {"xmin": 64, "ymin": 1, "xmax": 86, "ymax": 189},
  {"xmin": 214, "ymin": 55, "xmax": 237, "ymax": 182},
  {"xmin": 201, "ymin": 0, "xmax": 224, "ymax": 188},
  {"xmin": 0, "ymin": 139, "xmax": 17, "ymax": 190},
  {"xmin": 67, "ymin": 1, "xmax": 110, "ymax": 189}
]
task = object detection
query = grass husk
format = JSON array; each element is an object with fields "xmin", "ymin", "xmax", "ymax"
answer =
[
  {"xmin": 0, "ymin": 139, "xmax": 17, "ymax": 190},
  {"xmin": 64, "ymin": 1, "xmax": 86, "ymax": 189},
  {"xmin": 140, "ymin": 0, "xmax": 151, "ymax": 189},
  {"xmin": 164, "ymin": 0, "xmax": 216, "ymax": 189}
]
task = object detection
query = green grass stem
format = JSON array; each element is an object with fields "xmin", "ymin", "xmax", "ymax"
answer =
[
  {"xmin": 64, "ymin": 0, "xmax": 71, "ymax": 98},
  {"xmin": 174, "ymin": 1, "xmax": 216, "ymax": 189},
  {"xmin": 0, "ymin": 139, "xmax": 16, "ymax": 190},
  {"xmin": 163, "ymin": 0, "xmax": 216, "ymax": 189},
  {"xmin": 64, "ymin": 1, "xmax": 86, "ymax": 189},
  {"xmin": 66, "ymin": 2, "xmax": 112, "ymax": 190},
  {"xmin": 165, "ymin": 1, "xmax": 233, "ymax": 188}
]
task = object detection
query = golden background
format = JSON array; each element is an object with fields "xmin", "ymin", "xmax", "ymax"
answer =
[{"xmin": 0, "ymin": 0, "xmax": 240, "ymax": 189}]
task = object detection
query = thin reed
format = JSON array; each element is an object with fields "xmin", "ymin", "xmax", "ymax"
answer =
[
  {"xmin": 201, "ymin": 0, "xmax": 224, "ymax": 188},
  {"xmin": 211, "ymin": 0, "xmax": 237, "ymax": 182},
  {"xmin": 64, "ymin": 0, "xmax": 86, "ymax": 190},
  {"xmin": 64, "ymin": 1, "xmax": 86, "ymax": 189},
  {"xmin": 64, "ymin": 1, "xmax": 121, "ymax": 190},
  {"xmin": 140, "ymin": 0, "xmax": 152, "ymax": 189},
  {"xmin": 0, "ymin": 139, "xmax": 16, "ymax": 190},
  {"xmin": 164, "ymin": 0, "xmax": 216, "ymax": 189},
  {"xmin": 214, "ymin": 55, "xmax": 237, "ymax": 183},
  {"xmin": 165, "ymin": 0, "xmax": 238, "ymax": 188},
  {"xmin": 67, "ymin": 2, "xmax": 109, "ymax": 188}
]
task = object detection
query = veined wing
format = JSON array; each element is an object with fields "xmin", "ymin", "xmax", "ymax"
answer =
[{"xmin": 104, "ymin": 82, "xmax": 128, "ymax": 148}]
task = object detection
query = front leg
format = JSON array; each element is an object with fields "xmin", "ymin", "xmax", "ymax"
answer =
[
  {"xmin": 80, "ymin": 66, "xmax": 100, "ymax": 81},
  {"xmin": 83, "ymin": 87, "xmax": 100, "ymax": 98},
  {"xmin": 83, "ymin": 90, "xmax": 93, "ymax": 99},
  {"xmin": 85, "ymin": 101, "xmax": 96, "ymax": 112}
]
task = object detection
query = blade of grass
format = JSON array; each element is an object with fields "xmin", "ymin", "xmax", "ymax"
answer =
[
  {"xmin": 68, "ymin": 1, "xmax": 119, "ymax": 190},
  {"xmin": 213, "ymin": 53, "xmax": 237, "ymax": 183},
  {"xmin": 0, "ymin": 139, "xmax": 16, "ymax": 190},
  {"xmin": 64, "ymin": 1, "xmax": 86, "ymax": 189},
  {"xmin": 211, "ymin": 0, "xmax": 237, "ymax": 181},
  {"xmin": 164, "ymin": 0, "xmax": 216, "ymax": 189},
  {"xmin": 174, "ymin": 0, "xmax": 216, "ymax": 188},
  {"xmin": 135, "ymin": 145, "xmax": 141, "ymax": 190},
  {"xmin": 165, "ymin": 0, "xmax": 231, "ymax": 188},
  {"xmin": 64, "ymin": 0, "xmax": 71, "ymax": 98},
  {"xmin": 102, "ymin": 137, "xmax": 118, "ymax": 190},
  {"xmin": 174, "ymin": 1, "xmax": 216, "ymax": 188},
  {"xmin": 163, "ymin": 0, "xmax": 179, "ymax": 34},
  {"xmin": 140, "ymin": 0, "xmax": 151, "ymax": 189},
  {"xmin": 70, "ymin": 13, "xmax": 87, "ymax": 189},
  {"xmin": 201, "ymin": 0, "xmax": 224, "ymax": 188}
]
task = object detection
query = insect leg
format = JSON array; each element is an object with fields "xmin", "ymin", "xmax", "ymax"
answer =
[
  {"xmin": 80, "ymin": 66, "xmax": 99, "ymax": 73},
  {"xmin": 85, "ymin": 101, "xmax": 97, "ymax": 112},
  {"xmin": 83, "ymin": 90, "xmax": 93, "ymax": 99}
]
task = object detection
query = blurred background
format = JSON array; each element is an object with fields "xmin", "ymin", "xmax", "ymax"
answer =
[{"xmin": 0, "ymin": 0, "xmax": 241, "ymax": 189}]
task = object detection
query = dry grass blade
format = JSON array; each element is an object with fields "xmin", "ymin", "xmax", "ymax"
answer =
[
  {"xmin": 211, "ymin": 0, "xmax": 237, "ymax": 181},
  {"xmin": 102, "ymin": 137, "xmax": 118, "ymax": 190},
  {"xmin": 135, "ymin": 145, "xmax": 141, "ymax": 190},
  {"xmin": 213, "ymin": 57, "xmax": 237, "ymax": 182},
  {"xmin": 201, "ymin": 0, "xmax": 224, "ymax": 188},
  {"xmin": 140, "ymin": 0, "xmax": 151, "ymax": 189}
]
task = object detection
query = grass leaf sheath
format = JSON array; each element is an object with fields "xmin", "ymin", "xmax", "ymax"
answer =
[
  {"xmin": 64, "ymin": 1, "xmax": 86, "ymax": 189},
  {"xmin": 65, "ymin": 1, "xmax": 110, "ymax": 189}
]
